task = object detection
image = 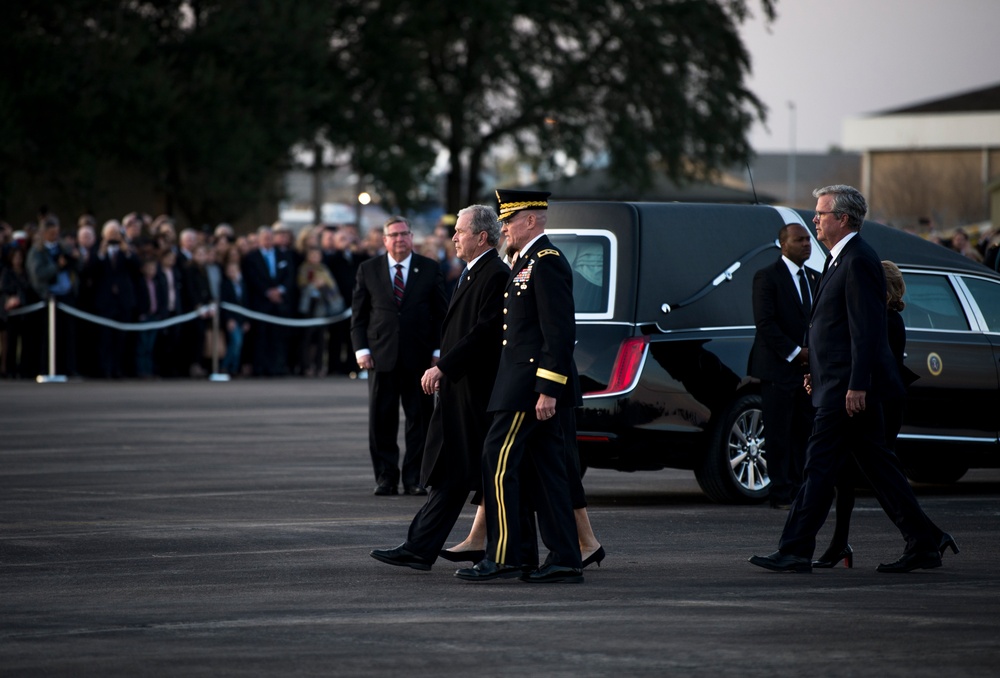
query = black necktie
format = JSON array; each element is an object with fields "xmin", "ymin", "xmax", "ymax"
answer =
[{"xmin": 797, "ymin": 268, "xmax": 811, "ymax": 315}]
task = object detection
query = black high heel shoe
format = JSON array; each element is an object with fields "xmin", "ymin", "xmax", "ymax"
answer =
[
  {"xmin": 939, "ymin": 533, "xmax": 960, "ymax": 556},
  {"xmin": 582, "ymin": 546, "xmax": 606, "ymax": 569},
  {"xmin": 438, "ymin": 548, "xmax": 486, "ymax": 564},
  {"xmin": 812, "ymin": 544, "xmax": 853, "ymax": 569}
]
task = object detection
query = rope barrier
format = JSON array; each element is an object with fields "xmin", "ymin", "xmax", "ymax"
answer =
[
  {"xmin": 218, "ymin": 302, "xmax": 351, "ymax": 328},
  {"xmin": 6, "ymin": 300, "xmax": 351, "ymax": 330},
  {"xmin": 5, "ymin": 301, "xmax": 46, "ymax": 317},
  {"xmin": 57, "ymin": 303, "xmax": 216, "ymax": 331}
]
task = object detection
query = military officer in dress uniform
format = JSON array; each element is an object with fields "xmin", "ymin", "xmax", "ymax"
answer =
[{"xmin": 455, "ymin": 189, "xmax": 584, "ymax": 584}]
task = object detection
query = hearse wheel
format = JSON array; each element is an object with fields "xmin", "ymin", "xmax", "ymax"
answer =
[{"xmin": 695, "ymin": 393, "xmax": 770, "ymax": 504}]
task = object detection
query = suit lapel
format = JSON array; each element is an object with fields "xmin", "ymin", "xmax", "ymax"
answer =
[
  {"xmin": 375, "ymin": 254, "xmax": 394, "ymax": 301},
  {"xmin": 813, "ymin": 237, "xmax": 856, "ymax": 303}
]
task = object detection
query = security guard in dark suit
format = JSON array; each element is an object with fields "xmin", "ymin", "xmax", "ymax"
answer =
[
  {"xmin": 455, "ymin": 189, "xmax": 584, "ymax": 584},
  {"xmin": 748, "ymin": 223, "xmax": 820, "ymax": 508}
]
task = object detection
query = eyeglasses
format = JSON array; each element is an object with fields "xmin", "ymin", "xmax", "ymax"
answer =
[
  {"xmin": 384, "ymin": 231, "xmax": 412, "ymax": 239},
  {"xmin": 814, "ymin": 211, "xmax": 842, "ymax": 219}
]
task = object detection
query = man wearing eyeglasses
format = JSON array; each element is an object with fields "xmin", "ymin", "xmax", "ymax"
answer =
[
  {"xmin": 351, "ymin": 216, "xmax": 447, "ymax": 496},
  {"xmin": 749, "ymin": 185, "xmax": 952, "ymax": 574}
]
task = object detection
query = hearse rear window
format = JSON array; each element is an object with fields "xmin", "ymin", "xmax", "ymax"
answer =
[{"xmin": 547, "ymin": 230, "xmax": 616, "ymax": 319}]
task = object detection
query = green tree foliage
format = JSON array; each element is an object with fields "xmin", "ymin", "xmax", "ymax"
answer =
[
  {"xmin": 329, "ymin": 0, "xmax": 776, "ymax": 212},
  {"xmin": 2, "ymin": 0, "xmax": 775, "ymax": 225},
  {"xmin": 0, "ymin": 0, "xmax": 333, "ymax": 226}
]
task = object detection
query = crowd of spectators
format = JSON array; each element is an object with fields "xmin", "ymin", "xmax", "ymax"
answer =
[{"xmin": 0, "ymin": 209, "xmax": 467, "ymax": 380}]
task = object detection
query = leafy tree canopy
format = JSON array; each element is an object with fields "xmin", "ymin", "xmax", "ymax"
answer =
[
  {"xmin": 328, "ymin": 0, "xmax": 776, "ymax": 212},
  {"xmin": 1, "ymin": 0, "xmax": 333, "ymax": 226}
]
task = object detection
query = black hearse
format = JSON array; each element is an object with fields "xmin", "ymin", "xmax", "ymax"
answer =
[{"xmin": 547, "ymin": 202, "xmax": 1000, "ymax": 503}]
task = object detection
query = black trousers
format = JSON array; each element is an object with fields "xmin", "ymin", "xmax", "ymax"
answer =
[
  {"xmin": 760, "ymin": 379, "xmax": 812, "ymax": 504},
  {"xmin": 779, "ymin": 403, "xmax": 937, "ymax": 558},
  {"xmin": 368, "ymin": 366, "xmax": 432, "ymax": 487},
  {"xmin": 481, "ymin": 409, "xmax": 580, "ymax": 569}
]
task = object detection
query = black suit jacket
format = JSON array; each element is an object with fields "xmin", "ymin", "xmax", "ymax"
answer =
[
  {"xmin": 350, "ymin": 252, "xmax": 447, "ymax": 372},
  {"xmin": 421, "ymin": 248, "xmax": 509, "ymax": 488},
  {"xmin": 83, "ymin": 249, "xmax": 137, "ymax": 320},
  {"xmin": 242, "ymin": 248, "xmax": 294, "ymax": 315},
  {"xmin": 807, "ymin": 234, "xmax": 904, "ymax": 408},
  {"xmin": 136, "ymin": 271, "xmax": 168, "ymax": 322},
  {"xmin": 487, "ymin": 235, "xmax": 581, "ymax": 412},
  {"xmin": 748, "ymin": 258, "xmax": 820, "ymax": 385}
]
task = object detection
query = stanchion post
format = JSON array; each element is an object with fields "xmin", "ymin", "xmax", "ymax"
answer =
[
  {"xmin": 209, "ymin": 302, "xmax": 230, "ymax": 382},
  {"xmin": 36, "ymin": 296, "xmax": 67, "ymax": 383}
]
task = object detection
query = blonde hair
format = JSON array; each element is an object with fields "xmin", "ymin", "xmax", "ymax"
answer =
[{"xmin": 882, "ymin": 260, "xmax": 906, "ymax": 312}]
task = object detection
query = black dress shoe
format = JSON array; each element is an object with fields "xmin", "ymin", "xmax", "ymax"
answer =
[
  {"xmin": 939, "ymin": 532, "xmax": 960, "ymax": 556},
  {"xmin": 812, "ymin": 544, "xmax": 853, "ymax": 569},
  {"xmin": 369, "ymin": 544, "xmax": 432, "ymax": 571},
  {"xmin": 373, "ymin": 483, "xmax": 398, "ymax": 496},
  {"xmin": 582, "ymin": 546, "xmax": 606, "ymax": 569},
  {"xmin": 521, "ymin": 564, "xmax": 584, "ymax": 583},
  {"xmin": 404, "ymin": 485, "xmax": 428, "ymax": 496},
  {"xmin": 438, "ymin": 548, "xmax": 486, "ymax": 563},
  {"xmin": 454, "ymin": 559, "xmax": 522, "ymax": 581},
  {"xmin": 748, "ymin": 550, "xmax": 812, "ymax": 573},
  {"xmin": 876, "ymin": 550, "xmax": 942, "ymax": 573}
]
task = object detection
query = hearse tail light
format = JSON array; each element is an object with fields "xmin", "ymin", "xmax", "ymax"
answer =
[{"xmin": 584, "ymin": 335, "xmax": 649, "ymax": 396}]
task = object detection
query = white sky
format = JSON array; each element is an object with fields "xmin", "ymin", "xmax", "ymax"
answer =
[{"xmin": 739, "ymin": 0, "xmax": 1000, "ymax": 152}]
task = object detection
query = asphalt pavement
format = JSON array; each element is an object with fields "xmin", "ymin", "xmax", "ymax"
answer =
[{"xmin": 2, "ymin": 377, "xmax": 998, "ymax": 677}]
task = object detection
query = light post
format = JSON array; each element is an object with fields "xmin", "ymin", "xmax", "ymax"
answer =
[{"xmin": 787, "ymin": 101, "xmax": 797, "ymax": 205}]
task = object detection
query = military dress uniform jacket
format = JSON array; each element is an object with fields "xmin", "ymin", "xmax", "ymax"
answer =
[{"xmin": 487, "ymin": 235, "xmax": 581, "ymax": 412}]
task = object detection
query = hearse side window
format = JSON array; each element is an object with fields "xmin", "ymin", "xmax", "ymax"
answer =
[
  {"xmin": 548, "ymin": 233, "xmax": 611, "ymax": 315},
  {"xmin": 900, "ymin": 273, "xmax": 970, "ymax": 331},
  {"xmin": 962, "ymin": 277, "xmax": 1000, "ymax": 332}
]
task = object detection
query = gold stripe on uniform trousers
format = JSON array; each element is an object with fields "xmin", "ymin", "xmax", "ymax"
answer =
[
  {"xmin": 493, "ymin": 411, "xmax": 524, "ymax": 565},
  {"xmin": 536, "ymin": 367, "xmax": 568, "ymax": 385}
]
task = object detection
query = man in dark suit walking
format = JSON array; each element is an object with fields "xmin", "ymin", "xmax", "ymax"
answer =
[
  {"xmin": 352, "ymin": 216, "xmax": 447, "ymax": 496},
  {"xmin": 455, "ymin": 189, "xmax": 583, "ymax": 584},
  {"xmin": 750, "ymin": 185, "xmax": 951, "ymax": 574},
  {"xmin": 749, "ymin": 223, "xmax": 819, "ymax": 508},
  {"xmin": 369, "ymin": 204, "xmax": 509, "ymax": 570}
]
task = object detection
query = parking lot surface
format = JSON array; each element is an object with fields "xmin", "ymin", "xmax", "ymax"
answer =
[{"xmin": 2, "ymin": 378, "xmax": 998, "ymax": 676}]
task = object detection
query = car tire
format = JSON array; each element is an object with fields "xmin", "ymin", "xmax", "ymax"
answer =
[
  {"xmin": 902, "ymin": 457, "xmax": 969, "ymax": 485},
  {"xmin": 695, "ymin": 393, "xmax": 770, "ymax": 504}
]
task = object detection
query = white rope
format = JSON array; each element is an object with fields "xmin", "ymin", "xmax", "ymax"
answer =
[
  {"xmin": 10, "ymin": 300, "xmax": 351, "ymax": 330},
  {"xmin": 218, "ymin": 302, "xmax": 351, "ymax": 327},
  {"xmin": 5, "ymin": 301, "xmax": 46, "ymax": 317},
  {"xmin": 57, "ymin": 303, "xmax": 217, "ymax": 331}
]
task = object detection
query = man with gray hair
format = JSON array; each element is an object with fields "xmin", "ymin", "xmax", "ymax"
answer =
[
  {"xmin": 750, "ymin": 185, "xmax": 954, "ymax": 574},
  {"xmin": 370, "ymin": 204, "xmax": 509, "ymax": 570}
]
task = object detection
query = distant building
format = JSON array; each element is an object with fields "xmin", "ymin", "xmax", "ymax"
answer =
[{"xmin": 843, "ymin": 82, "xmax": 1000, "ymax": 232}]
